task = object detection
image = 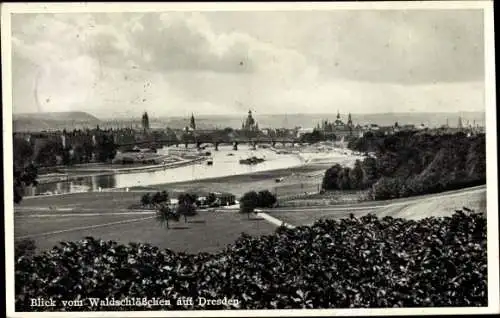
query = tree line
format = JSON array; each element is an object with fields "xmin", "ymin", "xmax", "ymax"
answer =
[
  {"xmin": 299, "ymin": 129, "xmax": 331, "ymax": 144},
  {"xmin": 322, "ymin": 131, "xmax": 486, "ymax": 200},
  {"xmin": 13, "ymin": 133, "xmax": 117, "ymax": 168},
  {"xmin": 140, "ymin": 191, "xmax": 199, "ymax": 228},
  {"xmin": 12, "ymin": 133, "xmax": 117, "ymax": 204},
  {"xmin": 239, "ymin": 190, "xmax": 278, "ymax": 218}
]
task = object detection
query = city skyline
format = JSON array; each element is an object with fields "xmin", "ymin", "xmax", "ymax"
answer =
[{"xmin": 10, "ymin": 8, "xmax": 485, "ymax": 117}]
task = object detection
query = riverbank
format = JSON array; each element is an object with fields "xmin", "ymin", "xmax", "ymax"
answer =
[
  {"xmin": 30, "ymin": 145, "xmax": 363, "ymax": 196},
  {"xmin": 126, "ymin": 163, "xmax": 327, "ymax": 199},
  {"xmin": 37, "ymin": 157, "xmax": 207, "ymax": 184}
]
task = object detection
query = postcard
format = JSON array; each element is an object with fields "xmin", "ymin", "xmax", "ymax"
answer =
[{"xmin": 2, "ymin": 1, "xmax": 498, "ymax": 317}]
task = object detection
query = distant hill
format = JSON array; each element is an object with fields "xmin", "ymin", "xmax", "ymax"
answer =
[
  {"xmin": 13, "ymin": 111, "xmax": 486, "ymax": 132},
  {"xmin": 13, "ymin": 112, "xmax": 101, "ymax": 132},
  {"xmin": 154, "ymin": 112, "xmax": 486, "ymax": 130}
]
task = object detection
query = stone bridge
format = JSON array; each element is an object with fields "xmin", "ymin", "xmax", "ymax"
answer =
[{"xmin": 117, "ymin": 137, "xmax": 302, "ymax": 151}]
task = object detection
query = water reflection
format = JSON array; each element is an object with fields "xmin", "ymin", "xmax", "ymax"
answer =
[{"xmin": 27, "ymin": 145, "xmax": 304, "ymax": 196}]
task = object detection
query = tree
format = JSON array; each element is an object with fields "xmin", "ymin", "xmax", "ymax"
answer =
[
  {"xmin": 177, "ymin": 193, "xmax": 197, "ymax": 222},
  {"xmin": 15, "ymin": 238, "xmax": 36, "ymax": 260},
  {"xmin": 95, "ymin": 134, "xmax": 117, "ymax": 163},
  {"xmin": 322, "ymin": 164, "xmax": 343, "ymax": 190},
  {"xmin": 13, "ymin": 163, "xmax": 38, "ymax": 204},
  {"xmin": 346, "ymin": 131, "xmax": 486, "ymax": 199},
  {"xmin": 370, "ymin": 176, "xmax": 405, "ymax": 200},
  {"xmin": 62, "ymin": 147, "xmax": 72, "ymax": 166},
  {"xmin": 160, "ymin": 191, "xmax": 169, "ymax": 204},
  {"xmin": 338, "ymin": 167, "xmax": 352, "ymax": 190},
  {"xmin": 72, "ymin": 145, "xmax": 84, "ymax": 164},
  {"xmin": 300, "ymin": 129, "xmax": 326, "ymax": 144},
  {"xmin": 82, "ymin": 140, "xmax": 95, "ymax": 163},
  {"xmin": 223, "ymin": 127, "xmax": 234, "ymax": 134},
  {"xmin": 362, "ymin": 157, "xmax": 379, "ymax": 188},
  {"xmin": 206, "ymin": 192, "xmax": 217, "ymax": 207},
  {"xmin": 349, "ymin": 160, "xmax": 365, "ymax": 189},
  {"xmin": 13, "ymin": 137, "xmax": 33, "ymax": 166},
  {"xmin": 155, "ymin": 204, "xmax": 179, "ymax": 229},
  {"xmin": 35, "ymin": 140, "xmax": 62, "ymax": 167},
  {"xmin": 151, "ymin": 192, "xmax": 162, "ymax": 206},
  {"xmin": 257, "ymin": 190, "xmax": 277, "ymax": 208},
  {"xmin": 141, "ymin": 193, "xmax": 151, "ymax": 208},
  {"xmin": 240, "ymin": 191, "xmax": 259, "ymax": 218}
]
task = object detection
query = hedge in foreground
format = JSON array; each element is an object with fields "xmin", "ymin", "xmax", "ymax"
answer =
[{"xmin": 15, "ymin": 209, "xmax": 487, "ymax": 311}]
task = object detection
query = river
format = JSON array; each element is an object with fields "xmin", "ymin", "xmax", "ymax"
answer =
[{"xmin": 25, "ymin": 145, "xmax": 306, "ymax": 196}]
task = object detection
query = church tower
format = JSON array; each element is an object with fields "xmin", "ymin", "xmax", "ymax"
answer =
[
  {"xmin": 189, "ymin": 113, "xmax": 196, "ymax": 130},
  {"xmin": 334, "ymin": 110, "xmax": 344, "ymax": 127},
  {"xmin": 243, "ymin": 110, "xmax": 257, "ymax": 131},
  {"xmin": 347, "ymin": 113, "xmax": 353, "ymax": 127},
  {"xmin": 141, "ymin": 111, "xmax": 150, "ymax": 133}
]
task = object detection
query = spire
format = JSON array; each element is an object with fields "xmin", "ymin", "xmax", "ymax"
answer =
[
  {"xmin": 337, "ymin": 110, "xmax": 340, "ymax": 119},
  {"xmin": 458, "ymin": 116, "xmax": 463, "ymax": 129},
  {"xmin": 141, "ymin": 111, "xmax": 150, "ymax": 132},
  {"xmin": 347, "ymin": 113, "xmax": 353, "ymax": 126},
  {"xmin": 190, "ymin": 113, "xmax": 196, "ymax": 130}
]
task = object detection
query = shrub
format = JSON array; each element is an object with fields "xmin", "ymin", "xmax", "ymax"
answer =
[
  {"xmin": 15, "ymin": 239, "xmax": 36, "ymax": 260},
  {"xmin": 140, "ymin": 193, "xmax": 151, "ymax": 207},
  {"xmin": 322, "ymin": 164, "xmax": 343, "ymax": 190},
  {"xmin": 15, "ymin": 209, "xmax": 486, "ymax": 310},
  {"xmin": 177, "ymin": 193, "xmax": 198, "ymax": 221},
  {"xmin": 240, "ymin": 191, "xmax": 259, "ymax": 217},
  {"xmin": 257, "ymin": 190, "xmax": 277, "ymax": 208}
]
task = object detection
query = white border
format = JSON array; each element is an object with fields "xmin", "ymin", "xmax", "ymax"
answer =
[{"xmin": 2, "ymin": 1, "xmax": 498, "ymax": 317}]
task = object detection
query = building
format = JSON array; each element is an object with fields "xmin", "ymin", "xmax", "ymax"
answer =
[
  {"xmin": 318, "ymin": 111, "xmax": 361, "ymax": 141},
  {"xmin": 242, "ymin": 110, "xmax": 259, "ymax": 131},
  {"xmin": 141, "ymin": 112, "xmax": 150, "ymax": 133}
]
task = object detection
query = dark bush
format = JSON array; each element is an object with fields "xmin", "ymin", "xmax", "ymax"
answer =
[
  {"xmin": 257, "ymin": 190, "xmax": 277, "ymax": 208},
  {"xmin": 15, "ymin": 209, "xmax": 486, "ymax": 310},
  {"xmin": 15, "ymin": 239, "xmax": 36, "ymax": 260},
  {"xmin": 240, "ymin": 191, "xmax": 259, "ymax": 217}
]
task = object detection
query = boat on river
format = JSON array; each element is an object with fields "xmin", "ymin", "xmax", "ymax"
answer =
[{"xmin": 239, "ymin": 156, "xmax": 265, "ymax": 165}]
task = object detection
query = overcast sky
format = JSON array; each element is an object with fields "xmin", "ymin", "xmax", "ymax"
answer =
[{"xmin": 11, "ymin": 9, "xmax": 485, "ymax": 118}]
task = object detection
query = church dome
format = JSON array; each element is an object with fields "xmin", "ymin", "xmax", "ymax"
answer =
[{"xmin": 243, "ymin": 110, "xmax": 258, "ymax": 131}]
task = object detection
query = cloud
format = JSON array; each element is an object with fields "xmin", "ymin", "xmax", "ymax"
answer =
[
  {"xmin": 206, "ymin": 10, "xmax": 484, "ymax": 84},
  {"xmin": 262, "ymin": 80, "xmax": 484, "ymax": 114},
  {"xmin": 9, "ymin": 10, "xmax": 485, "ymax": 118}
]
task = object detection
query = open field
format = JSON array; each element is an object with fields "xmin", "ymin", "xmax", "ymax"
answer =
[
  {"xmin": 14, "ymin": 184, "xmax": 486, "ymax": 255},
  {"xmin": 131, "ymin": 164, "xmax": 327, "ymax": 198},
  {"xmin": 265, "ymin": 185, "xmax": 486, "ymax": 226},
  {"xmin": 17, "ymin": 191, "xmax": 148, "ymax": 210},
  {"xmin": 15, "ymin": 214, "xmax": 152, "ymax": 239},
  {"xmin": 14, "ymin": 208, "xmax": 275, "ymax": 253}
]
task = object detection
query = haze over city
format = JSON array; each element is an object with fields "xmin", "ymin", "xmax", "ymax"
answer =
[{"xmin": 11, "ymin": 9, "xmax": 484, "ymax": 119}]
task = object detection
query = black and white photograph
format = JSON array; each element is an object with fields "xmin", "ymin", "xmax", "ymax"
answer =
[{"xmin": 2, "ymin": 1, "xmax": 498, "ymax": 316}]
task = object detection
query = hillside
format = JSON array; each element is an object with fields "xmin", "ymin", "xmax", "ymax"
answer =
[
  {"xmin": 13, "ymin": 112, "xmax": 101, "ymax": 132},
  {"xmin": 344, "ymin": 131, "xmax": 486, "ymax": 200}
]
